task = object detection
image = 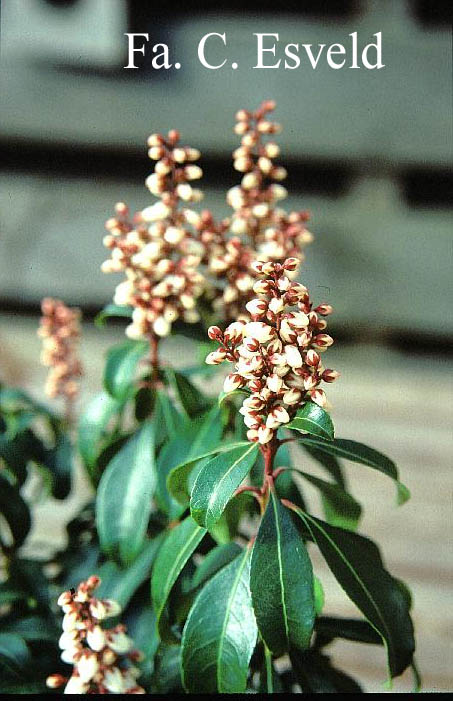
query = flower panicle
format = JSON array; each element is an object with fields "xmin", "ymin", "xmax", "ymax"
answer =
[
  {"xmin": 46, "ymin": 576, "xmax": 145, "ymax": 694},
  {"xmin": 37, "ymin": 297, "xmax": 83, "ymax": 401},
  {"xmin": 206, "ymin": 257, "xmax": 339, "ymax": 445},
  {"xmin": 101, "ymin": 129, "xmax": 208, "ymax": 341},
  {"xmin": 206, "ymin": 100, "xmax": 315, "ymax": 323}
]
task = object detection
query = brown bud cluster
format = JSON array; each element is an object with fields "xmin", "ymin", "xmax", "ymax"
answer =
[
  {"xmin": 37, "ymin": 298, "xmax": 83, "ymax": 400},
  {"xmin": 206, "ymin": 258, "xmax": 339, "ymax": 445},
  {"xmin": 204, "ymin": 100, "xmax": 314, "ymax": 322},
  {"xmin": 101, "ymin": 130, "xmax": 206, "ymax": 340},
  {"xmin": 46, "ymin": 576, "xmax": 145, "ymax": 694}
]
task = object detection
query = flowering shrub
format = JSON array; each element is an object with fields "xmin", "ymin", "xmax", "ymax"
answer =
[{"xmin": 0, "ymin": 103, "xmax": 418, "ymax": 694}]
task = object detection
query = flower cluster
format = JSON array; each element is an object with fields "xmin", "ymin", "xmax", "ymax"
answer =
[
  {"xmin": 37, "ymin": 298, "xmax": 83, "ymax": 401},
  {"xmin": 46, "ymin": 576, "xmax": 144, "ymax": 694},
  {"xmin": 101, "ymin": 129, "xmax": 206, "ymax": 340},
  {"xmin": 204, "ymin": 100, "xmax": 314, "ymax": 322},
  {"xmin": 206, "ymin": 258, "xmax": 339, "ymax": 445}
]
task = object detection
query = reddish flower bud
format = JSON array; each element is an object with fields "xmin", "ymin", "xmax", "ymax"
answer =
[{"xmin": 322, "ymin": 369, "xmax": 340, "ymax": 383}]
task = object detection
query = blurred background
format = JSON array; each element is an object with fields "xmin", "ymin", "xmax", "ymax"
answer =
[{"xmin": 0, "ymin": 0, "xmax": 452, "ymax": 692}]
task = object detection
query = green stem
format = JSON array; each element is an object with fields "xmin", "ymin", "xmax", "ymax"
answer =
[{"xmin": 264, "ymin": 644, "xmax": 273, "ymax": 693}]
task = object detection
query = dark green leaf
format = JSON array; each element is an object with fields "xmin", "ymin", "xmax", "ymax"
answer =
[
  {"xmin": 95, "ymin": 303, "xmax": 133, "ymax": 328},
  {"xmin": 291, "ymin": 508, "xmax": 415, "ymax": 678},
  {"xmin": 163, "ymin": 368, "xmax": 211, "ymax": 419},
  {"xmin": 190, "ymin": 443, "xmax": 259, "ymax": 529},
  {"xmin": 96, "ymin": 421, "xmax": 156, "ymax": 565},
  {"xmin": 151, "ymin": 517, "xmax": 206, "ymax": 643},
  {"xmin": 302, "ymin": 444, "xmax": 346, "ymax": 487},
  {"xmin": 104, "ymin": 340, "xmax": 148, "ymax": 401},
  {"xmin": 208, "ymin": 492, "xmax": 253, "ymax": 544},
  {"xmin": 314, "ymin": 616, "xmax": 382, "ymax": 647},
  {"xmin": 0, "ymin": 475, "xmax": 31, "ymax": 549},
  {"xmin": 290, "ymin": 648, "xmax": 363, "ymax": 693},
  {"xmin": 250, "ymin": 491, "xmax": 315, "ymax": 656},
  {"xmin": 152, "ymin": 644, "xmax": 183, "ymax": 693},
  {"xmin": 167, "ymin": 441, "xmax": 249, "ymax": 505},
  {"xmin": 286, "ymin": 402, "xmax": 334, "ymax": 441},
  {"xmin": 218, "ymin": 388, "xmax": 250, "ymax": 406},
  {"xmin": 95, "ymin": 534, "xmax": 164, "ymax": 609},
  {"xmin": 296, "ymin": 437, "xmax": 410, "ymax": 505},
  {"xmin": 0, "ymin": 633, "xmax": 31, "ymax": 681},
  {"xmin": 43, "ymin": 433, "xmax": 73, "ymax": 499},
  {"xmin": 181, "ymin": 548, "xmax": 257, "ymax": 693},
  {"xmin": 153, "ymin": 390, "xmax": 187, "ymax": 446},
  {"xmin": 77, "ymin": 392, "xmax": 123, "ymax": 475},
  {"xmin": 297, "ymin": 471, "xmax": 362, "ymax": 530},
  {"xmin": 191, "ymin": 542, "xmax": 242, "ymax": 589},
  {"xmin": 1, "ymin": 616, "xmax": 57, "ymax": 642}
]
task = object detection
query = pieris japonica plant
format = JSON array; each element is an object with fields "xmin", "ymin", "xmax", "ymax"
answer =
[{"xmin": 0, "ymin": 102, "xmax": 418, "ymax": 694}]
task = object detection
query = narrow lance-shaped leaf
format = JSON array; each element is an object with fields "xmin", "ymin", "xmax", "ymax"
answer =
[
  {"xmin": 288, "ymin": 469, "xmax": 362, "ymax": 531},
  {"xmin": 104, "ymin": 340, "xmax": 148, "ymax": 401},
  {"xmin": 295, "ymin": 436, "xmax": 410, "ymax": 505},
  {"xmin": 190, "ymin": 443, "xmax": 259, "ymax": 530},
  {"xmin": 285, "ymin": 402, "xmax": 334, "ymax": 441},
  {"xmin": 250, "ymin": 491, "xmax": 315, "ymax": 656},
  {"xmin": 96, "ymin": 421, "xmax": 156, "ymax": 565},
  {"xmin": 167, "ymin": 441, "xmax": 250, "ymax": 505},
  {"xmin": 181, "ymin": 547, "xmax": 257, "ymax": 693},
  {"xmin": 290, "ymin": 507, "xmax": 415, "ymax": 678},
  {"xmin": 151, "ymin": 516, "xmax": 206, "ymax": 643}
]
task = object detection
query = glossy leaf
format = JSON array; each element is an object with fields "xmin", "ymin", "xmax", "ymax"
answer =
[
  {"xmin": 190, "ymin": 443, "xmax": 259, "ymax": 530},
  {"xmin": 218, "ymin": 388, "xmax": 250, "ymax": 406},
  {"xmin": 77, "ymin": 392, "xmax": 122, "ymax": 475},
  {"xmin": 43, "ymin": 433, "xmax": 73, "ymax": 500},
  {"xmin": 96, "ymin": 421, "xmax": 156, "ymax": 565},
  {"xmin": 104, "ymin": 340, "xmax": 148, "ymax": 401},
  {"xmin": 151, "ymin": 517, "xmax": 206, "ymax": 643},
  {"xmin": 153, "ymin": 390, "xmax": 186, "ymax": 444},
  {"xmin": 290, "ymin": 649, "xmax": 363, "ymax": 693},
  {"xmin": 286, "ymin": 402, "xmax": 334, "ymax": 440},
  {"xmin": 0, "ymin": 475, "xmax": 31, "ymax": 549},
  {"xmin": 291, "ymin": 508, "xmax": 415, "ymax": 678},
  {"xmin": 296, "ymin": 436, "xmax": 410, "ymax": 505},
  {"xmin": 0, "ymin": 633, "xmax": 31, "ymax": 680},
  {"xmin": 167, "ymin": 441, "xmax": 249, "ymax": 505},
  {"xmin": 250, "ymin": 491, "xmax": 315, "ymax": 656},
  {"xmin": 156, "ymin": 406, "xmax": 223, "ymax": 517},
  {"xmin": 94, "ymin": 303, "xmax": 133, "ymax": 328},
  {"xmin": 314, "ymin": 616, "xmax": 382, "ymax": 646},
  {"xmin": 302, "ymin": 444, "xmax": 346, "ymax": 488},
  {"xmin": 163, "ymin": 368, "xmax": 211, "ymax": 419},
  {"xmin": 181, "ymin": 548, "xmax": 257, "ymax": 693}
]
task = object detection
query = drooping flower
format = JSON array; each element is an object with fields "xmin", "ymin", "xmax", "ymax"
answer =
[
  {"xmin": 46, "ymin": 576, "xmax": 145, "ymax": 694},
  {"xmin": 206, "ymin": 258, "xmax": 339, "ymax": 444}
]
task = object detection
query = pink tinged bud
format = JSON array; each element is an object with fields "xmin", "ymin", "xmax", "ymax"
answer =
[
  {"xmin": 46, "ymin": 674, "xmax": 67, "ymax": 689},
  {"xmin": 153, "ymin": 316, "xmax": 171, "ymax": 337},
  {"xmin": 102, "ymin": 648, "xmax": 117, "ymax": 666},
  {"xmin": 270, "ymin": 353, "xmax": 287, "ymax": 367},
  {"xmin": 287, "ymin": 312, "xmax": 309, "ymax": 329},
  {"xmin": 310, "ymin": 389, "xmax": 327, "ymax": 407},
  {"xmin": 108, "ymin": 631, "xmax": 133, "ymax": 654},
  {"xmin": 208, "ymin": 325, "xmax": 222, "ymax": 341},
  {"xmin": 303, "ymin": 375, "xmax": 318, "ymax": 391},
  {"xmin": 245, "ymin": 298, "xmax": 267, "ymax": 317},
  {"xmin": 61, "ymin": 647, "xmax": 79, "ymax": 664},
  {"xmin": 243, "ymin": 337, "xmax": 260, "ymax": 353},
  {"xmin": 322, "ymin": 369, "xmax": 340, "ymax": 383},
  {"xmin": 266, "ymin": 406, "xmax": 290, "ymax": 429},
  {"xmin": 205, "ymin": 349, "xmax": 226, "ymax": 365},
  {"xmin": 283, "ymin": 388, "xmax": 302, "ymax": 405},
  {"xmin": 283, "ymin": 257, "xmax": 300, "ymax": 271},
  {"xmin": 252, "ymin": 279, "xmax": 270, "ymax": 295},
  {"xmin": 313, "ymin": 334, "xmax": 334, "ymax": 350},
  {"xmin": 247, "ymin": 429, "xmax": 259, "ymax": 442},
  {"xmin": 103, "ymin": 599, "xmax": 122, "ymax": 618},
  {"xmin": 57, "ymin": 591, "xmax": 73, "ymax": 607},
  {"xmin": 223, "ymin": 374, "xmax": 244, "ymax": 393},
  {"xmin": 87, "ymin": 626, "xmax": 106, "ymax": 652},
  {"xmin": 59, "ymin": 630, "xmax": 79, "ymax": 650},
  {"xmin": 258, "ymin": 426, "xmax": 274, "ymax": 444},
  {"xmin": 278, "ymin": 276, "xmax": 291, "ymax": 292},
  {"xmin": 297, "ymin": 332, "xmax": 311, "ymax": 348},
  {"xmin": 315, "ymin": 304, "xmax": 333, "ymax": 316},
  {"xmin": 267, "ymin": 374, "xmax": 283, "ymax": 393},
  {"xmin": 306, "ymin": 349, "xmax": 320, "ymax": 367},
  {"xmin": 317, "ymin": 319, "xmax": 327, "ymax": 330},
  {"xmin": 244, "ymin": 322, "xmax": 275, "ymax": 343},
  {"xmin": 250, "ymin": 261, "xmax": 264, "ymax": 274},
  {"xmin": 243, "ymin": 413, "xmax": 259, "ymax": 429},
  {"xmin": 64, "ymin": 675, "xmax": 90, "ymax": 695},
  {"xmin": 89, "ymin": 599, "xmax": 107, "ymax": 621},
  {"xmin": 77, "ymin": 653, "xmax": 99, "ymax": 683},
  {"xmin": 249, "ymin": 379, "xmax": 263, "ymax": 393},
  {"xmin": 62, "ymin": 611, "xmax": 78, "ymax": 632},
  {"xmin": 104, "ymin": 667, "xmax": 126, "ymax": 694},
  {"xmin": 280, "ymin": 319, "xmax": 297, "ymax": 344},
  {"xmin": 268, "ymin": 297, "xmax": 284, "ymax": 315},
  {"xmin": 224, "ymin": 321, "xmax": 246, "ymax": 341},
  {"xmin": 285, "ymin": 345, "xmax": 303, "ymax": 368}
]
